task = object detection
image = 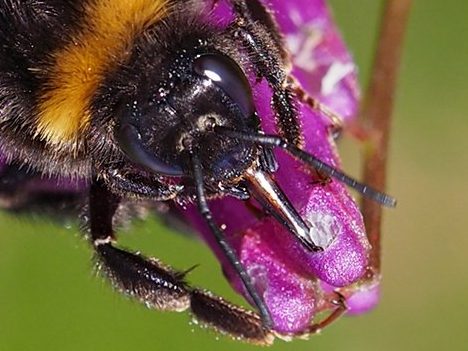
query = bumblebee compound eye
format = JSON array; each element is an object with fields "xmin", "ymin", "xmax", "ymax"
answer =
[
  {"xmin": 193, "ymin": 54, "xmax": 255, "ymax": 117},
  {"xmin": 115, "ymin": 122, "xmax": 184, "ymax": 177}
]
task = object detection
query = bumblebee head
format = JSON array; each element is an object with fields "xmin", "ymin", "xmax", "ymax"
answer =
[{"xmin": 115, "ymin": 51, "xmax": 259, "ymax": 187}]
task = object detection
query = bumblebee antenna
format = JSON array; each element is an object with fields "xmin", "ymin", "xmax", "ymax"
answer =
[
  {"xmin": 190, "ymin": 151, "xmax": 273, "ymax": 328},
  {"xmin": 215, "ymin": 127, "xmax": 397, "ymax": 208}
]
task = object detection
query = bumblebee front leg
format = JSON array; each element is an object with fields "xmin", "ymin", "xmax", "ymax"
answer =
[
  {"xmin": 88, "ymin": 180, "xmax": 274, "ymax": 344},
  {"xmin": 228, "ymin": 0, "xmax": 344, "ymax": 141},
  {"xmin": 227, "ymin": 0, "xmax": 302, "ymax": 146}
]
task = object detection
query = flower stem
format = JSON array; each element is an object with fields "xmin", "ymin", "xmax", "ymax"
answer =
[{"xmin": 360, "ymin": 0, "xmax": 412, "ymax": 275}]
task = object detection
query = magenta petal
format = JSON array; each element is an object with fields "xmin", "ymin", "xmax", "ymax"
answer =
[
  {"xmin": 232, "ymin": 224, "xmax": 318, "ymax": 333},
  {"xmin": 347, "ymin": 283, "xmax": 381, "ymax": 315},
  {"xmin": 282, "ymin": 183, "xmax": 369, "ymax": 287},
  {"xmin": 271, "ymin": 0, "xmax": 360, "ymax": 120}
]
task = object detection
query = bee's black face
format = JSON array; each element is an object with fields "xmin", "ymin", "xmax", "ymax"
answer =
[{"xmin": 115, "ymin": 51, "xmax": 259, "ymax": 184}]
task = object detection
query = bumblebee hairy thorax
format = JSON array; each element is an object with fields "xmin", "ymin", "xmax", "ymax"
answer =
[{"xmin": 0, "ymin": 0, "xmax": 396, "ymax": 344}]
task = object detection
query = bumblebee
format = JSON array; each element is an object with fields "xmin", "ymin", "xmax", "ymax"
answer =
[{"xmin": 0, "ymin": 0, "xmax": 395, "ymax": 344}]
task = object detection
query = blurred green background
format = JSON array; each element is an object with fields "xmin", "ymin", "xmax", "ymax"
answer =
[{"xmin": 1, "ymin": 0, "xmax": 467, "ymax": 350}]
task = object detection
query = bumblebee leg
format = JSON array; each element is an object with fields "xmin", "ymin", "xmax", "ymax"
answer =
[
  {"xmin": 288, "ymin": 78, "xmax": 344, "ymax": 134},
  {"xmin": 190, "ymin": 289, "xmax": 274, "ymax": 345},
  {"xmin": 227, "ymin": 0, "xmax": 302, "ymax": 145},
  {"xmin": 258, "ymin": 145, "xmax": 278, "ymax": 173},
  {"xmin": 99, "ymin": 166, "xmax": 182, "ymax": 201},
  {"xmin": 300, "ymin": 292, "xmax": 347, "ymax": 337},
  {"xmin": 89, "ymin": 180, "xmax": 190, "ymax": 311},
  {"xmin": 228, "ymin": 0, "xmax": 288, "ymax": 61},
  {"xmin": 190, "ymin": 152, "xmax": 273, "ymax": 328},
  {"xmin": 228, "ymin": 0, "xmax": 346, "ymax": 144},
  {"xmin": 88, "ymin": 180, "xmax": 274, "ymax": 344}
]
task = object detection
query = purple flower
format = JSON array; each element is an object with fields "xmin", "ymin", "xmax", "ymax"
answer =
[
  {"xmin": 180, "ymin": 0, "xmax": 375, "ymax": 334},
  {"xmin": 274, "ymin": 0, "xmax": 360, "ymax": 120}
]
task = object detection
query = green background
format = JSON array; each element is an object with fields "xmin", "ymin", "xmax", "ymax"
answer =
[{"xmin": 0, "ymin": 0, "xmax": 466, "ymax": 350}]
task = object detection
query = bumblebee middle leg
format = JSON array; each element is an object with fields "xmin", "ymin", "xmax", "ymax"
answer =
[{"xmin": 88, "ymin": 180, "xmax": 274, "ymax": 344}]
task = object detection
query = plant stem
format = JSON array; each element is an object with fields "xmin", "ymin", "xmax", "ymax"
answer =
[{"xmin": 360, "ymin": 0, "xmax": 412, "ymax": 275}]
